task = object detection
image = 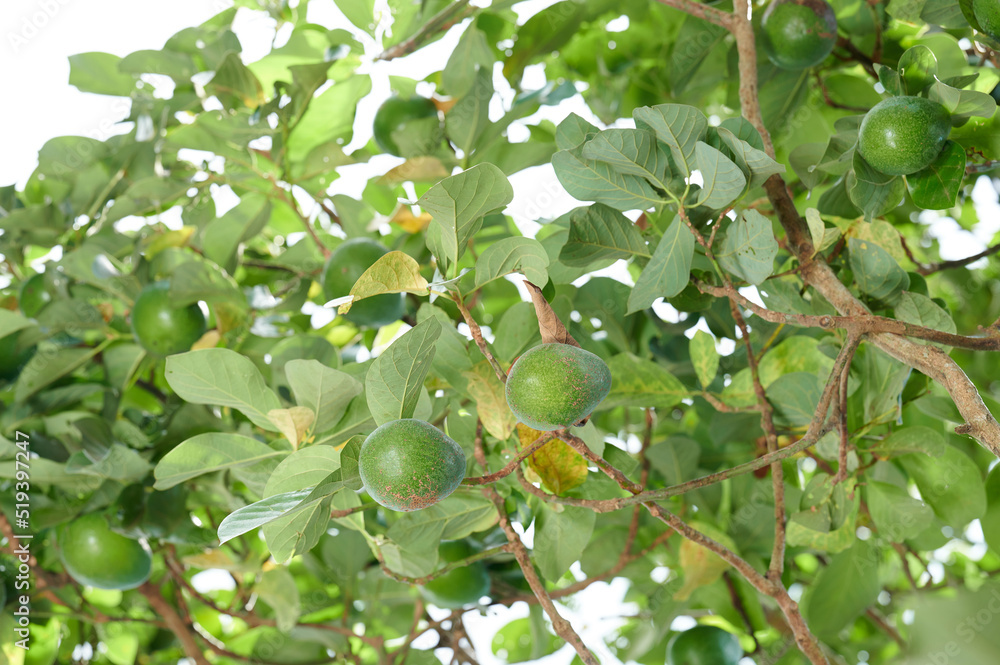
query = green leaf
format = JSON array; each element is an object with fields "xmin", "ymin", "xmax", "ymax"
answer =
[
  {"xmin": 418, "ymin": 164, "xmax": 514, "ymax": 267},
  {"xmin": 899, "ymin": 45, "xmax": 938, "ymax": 95},
  {"xmin": 928, "ymin": 79, "xmax": 997, "ymax": 118},
  {"xmin": 443, "ymin": 27, "xmax": 495, "ymax": 97},
  {"xmin": 866, "ymin": 481, "xmax": 934, "ymax": 541},
  {"xmin": 894, "ymin": 291, "xmax": 957, "ymax": 346},
  {"xmin": 262, "ymin": 496, "xmax": 332, "ymax": 563},
  {"xmin": 602, "ymin": 354, "xmax": 688, "ymax": 410},
  {"xmin": 165, "ymin": 348, "xmax": 283, "ymax": 431},
  {"xmin": 628, "ymin": 214, "xmax": 694, "ymax": 312},
  {"xmin": 265, "ymin": 445, "xmax": 342, "ymax": 497},
  {"xmin": 690, "ymin": 331, "xmax": 720, "ymax": 389},
  {"xmin": 633, "ymin": 104, "xmax": 707, "ymax": 175},
  {"xmin": 491, "ymin": 609, "xmax": 563, "ymax": 663},
  {"xmin": 365, "ymin": 318, "xmax": 442, "ymax": 425},
  {"xmin": 445, "ymin": 68, "xmax": 493, "ymax": 154},
  {"xmin": 16, "ymin": 346, "xmax": 101, "ymax": 402},
  {"xmin": 716, "ymin": 209, "xmax": 778, "ymax": 286},
  {"xmin": 692, "ymin": 141, "xmax": 747, "ymax": 208},
  {"xmin": 555, "ymin": 113, "xmax": 598, "ymax": 150},
  {"xmin": 533, "ymin": 503, "xmax": 596, "ymax": 581},
  {"xmin": 474, "ymin": 237, "xmax": 550, "ymax": 288},
  {"xmin": 333, "ymin": 0, "xmax": 376, "ymax": 34},
  {"xmin": 848, "ymin": 151, "xmax": 906, "ymax": 221},
  {"xmin": 581, "ymin": 128, "xmax": 672, "ymax": 188},
  {"xmin": 645, "ymin": 437, "xmax": 700, "ymax": 485},
  {"xmin": 869, "ymin": 425, "xmax": 947, "ymax": 457},
  {"xmin": 68, "ymin": 52, "xmax": 136, "ymax": 96},
  {"xmin": 552, "ymin": 142, "xmax": 663, "ymax": 212},
  {"xmin": 202, "ymin": 194, "xmax": 272, "ymax": 274},
  {"xmin": 900, "ymin": 443, "xmax": 987, "ymax": 527},
  {"xmin": 153, "ymin": 433, "xmax": 283, "ymax": 490},
  {"xmin": 206, "ymin": 51, "xmax": 265, "ymax": 109},
  {"xmin": 848, "ymin": 237, "xmax": 910, "ymax": 302},
  {"xmin": 254, "ymin": 568, "xmax": 301, "ymax": 633},
  {"xmin": 710, "ymin": 126, "xmax": 786, "ymax": 188},
  {"xmin": 804, "ymin": 540, "xmax": 882, "ymax": 640},
  {"xmin": 285, "ymin": 360, "xmax": 363, "ymax": 435},
  {"xmin": 670, "ymin": 15, "xmax": 728, "ymax": 95},
  {"xmin": 760, "ymin": 68, "xmax": 811, "ymax": 131},
  {"xmin": 767, "ymin": 372, "xmax": 823, "ymax": 427},
  {"xmin": 876, "ymin": 64, "xmax": 903, "ymax": 96},
  {"xmin": 906, "ymin": 141, "xmax": 965, "ymax": 209},
  {"xmin": 217, "ymin": 489, "xmax": 314, "ymax": 544},
  {"xmin": 559, "ymin": 204, "xmax": 650, "ymax": 267},
  {"xmin": 789, "ymin": 142, "xmax": 829, "ymax": 190}
]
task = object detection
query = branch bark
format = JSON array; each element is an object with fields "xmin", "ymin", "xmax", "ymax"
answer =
[{"xmin": 138, "ymin": 582, "xmax": 211, "ymax": 665}]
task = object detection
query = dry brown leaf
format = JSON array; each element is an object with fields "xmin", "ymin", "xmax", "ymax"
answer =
[
  {"xmin": 673, "ymin": 522, "xmax": 738, "ymax": 601},
  {"xmin": 517, "ymin": 423, "xmax": 588, "ymax": 495},
  {"xmin": 524, "ymin": 280, "xmax": 579, "ymax": 347}
]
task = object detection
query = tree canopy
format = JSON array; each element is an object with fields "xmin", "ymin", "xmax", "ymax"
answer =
[{"xmin": 3, "ymin": 0, "xmax": 1000, "ymax": 664}]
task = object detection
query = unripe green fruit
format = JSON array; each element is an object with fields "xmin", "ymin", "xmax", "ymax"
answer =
[
  {"xmin": 505, "ymin": 343, "xmax": 612, "ymax": 431},
  {"xmin": 0, "ymin": 332, "xmax": 34, "ymax": 382},
  {"xmin": 19, "ymin": 273, "xmax": 52, "ymax": 317},
  {"xmin": 420, "ymin": 541, "xmax": 491, "ymax": 609},
  {"xmin": 667, "ymin": 625, "xmax": 743, "ymax": 665},
  {"xmin": 359, "ymin": 419, "xmax": 466, "ymax": 512},
  {"xmin": 760, "ymin": 0, "xmax": 838, "ymax": 70},
  {"xmin": 973, "ymin": 0, "xmax": 1000, "ymax": 41},
  {"xmin": 857, "ymin": 96, "xmax": 952, "ymax": 176},
  {"xmin": 57, "ymin": 513, "xmax": 152, "ymax": 590},
  {"xmin": 131, "ymin": 281, "xmax": 208, "ymax": 356},
  {"xmin": 322, "ymin": 238, "xmax": 406, "ymax": 329},
  {"xmin": 372, "ymin": 95, "xmax": 441, "ymax": 157}
]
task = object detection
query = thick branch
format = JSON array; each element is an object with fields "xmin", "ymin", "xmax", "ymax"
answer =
[{"xmin": 378, "ymin": 0, "xmax": 477, "ymax": 60}]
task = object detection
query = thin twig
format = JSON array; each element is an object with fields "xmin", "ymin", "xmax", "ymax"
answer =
[
  {"xmin": 454, "ymin": 295, "xmax": 508, "ymax": 383},
  {"xmin": 462, "ymin": 430, "xmax": 556, "ymax": 485},
  {"xmin": 378, "ymin": 0, "xmax": 477, "ymax": 60}
]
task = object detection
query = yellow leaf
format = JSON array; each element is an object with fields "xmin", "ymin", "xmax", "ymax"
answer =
[
  {"xmin": 464, "ymin": 361, "xmax": 517, "ymax": 440},
  {"xmin": 268, "ymin": 407, "xmax": 316, "ymax": 449},
  {"xmin": 338, "ymin": 251, "xmax": 429, "ymax": 316},
  {"xmin": 191, "ymin": 329, "xmax": 221, "ymax": 350},
  {"xmin": 380, "ymin": 156, "xmax": 449, "ymax": 184},
  {"xmin": 674, "ymin": 522, "xmax": 738, "ymax": 601},
  {"xmin": 144, "ymin": 226, "xmax": 196, "ymax": 259},
  {"xmin": 517, "ymin": 423, "xmax": 588, "ymax": 495},
  {"xmin": 390, "ymin": 206, "xmax": 434, "ymax": 233}
]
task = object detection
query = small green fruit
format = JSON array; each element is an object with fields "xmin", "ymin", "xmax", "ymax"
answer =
[
  {"xmin": 420, "ymin": 541, "xmax": 491, "ymax": 609},
  {"xmin": 131, "ymin": 281, "xmax": 208, "ymax": 356},
  {"xmin": 19, "ymin": 273, "xmax": 53, "ymax": 317},
  {"xmin": 667, "ymin": 625, "xmax": 743, "ymax": 665},
  {"xmin": 0, "ymin": 332, "xmax": 35, "ymax": 382},
  {"xmin": 505, "ymin": 343, "xmax": 612, "ymax": 431},
  {"xmin": 372, "ymin": 95, "xmax": 442, "ymax": 157},
  {"xmin": 857, "ymin": 96, "xmax": 952, "ymax": 176},
  {"xmin": 760, "ymin": 0, "xmax": 838, "ymax": 70},
  {"xmin": 322, "ymin": 238, "xmax": 406, "ymax": 329},
  {"xmin": 57, "ymin": 513, "xmax": 152, "ymax": 590},
  {"xmin": 359, "ymin": 419, "xmax": 466, "ymax": 512}
]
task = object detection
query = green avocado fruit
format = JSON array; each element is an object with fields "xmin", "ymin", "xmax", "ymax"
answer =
[
  {"xmin": 761, "ymin": 0, "xmax": 838, "ymax": 70},
  {"xmin": 420, "ymin": 541, "xmax": 491, "ymax": 609},
  {"xmin": 19, "ymin": 273, "xmax": 53, "ymax": 318},
  {"xmin": 57, "ymin": 513, "xmax": 152, "ymax": 590},
  {"xmin": 667, "ymin": 625, "xmax": 743, "ymax": 665},
  {"xmin": 359, "ymin": 419, "xmax": 467, "ymax": 512},
  {"xmin": 322, "ymin": 238, "xmax": 406, "ymax": 329},
  {"xmin": 857, "ymin": 96, "xmax": 952, "ymax": 176},
  {"xmin": 131, "ymin": 281, "xmax": 208, "ymax": 356},
  {"xmin": 973, "ymin": 0, "xmax": 1000, "ymax": 41},
  {"xmin": 505, "ymin": 343, "xmax": 612, "ymax": 431},
  {"xmin": 372, "ymin": 95, "xmax": 442, "ymax": 157}
]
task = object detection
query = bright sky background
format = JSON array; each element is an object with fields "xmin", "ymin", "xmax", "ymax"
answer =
[{"xmin": 3, "ymin": 1, "xmax": 998, "ymax": 663}]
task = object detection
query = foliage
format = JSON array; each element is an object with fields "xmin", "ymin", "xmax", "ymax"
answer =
[{"xmin": 3, "ymin": 1, "xmax": 1000, "ymax": 664}]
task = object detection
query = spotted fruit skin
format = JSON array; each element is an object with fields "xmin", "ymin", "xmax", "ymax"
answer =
[
  {"xmin": 857, "ymin": 96, "xmax": 951, "ymax": 176},
  {"xmin": 760, "ymin": 0, "xmax": 838, "ymax": 70},
  {"xmin": 973, "ymin": 0, "xmax": 1000, "ymax": 42},
  {"xmin": 505, "ymin": 343, "xmax": 612, "ymax": 431},
  {"xmin": 359, "ymin": 419, "xmax": 466, "ymax": 512}
]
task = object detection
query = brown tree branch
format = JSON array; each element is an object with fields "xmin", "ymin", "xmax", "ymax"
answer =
[
  {"xmin": 454, "ymin": 295, "xmax": 508, "ymax": 383},
  {"xmin": 653, "ymin": 0, "xmax": 732, "ymax": 28},
  {"xmin": 463, "ymin": 430, "xmax": 556, "ymax": 484},
  {"xmin": 138, "ymin": 582, "xmax": 211, "ymax": 665},
  {"xmin": 378, "ymin": 0, "xmax": 478, "ymax": 61}
]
